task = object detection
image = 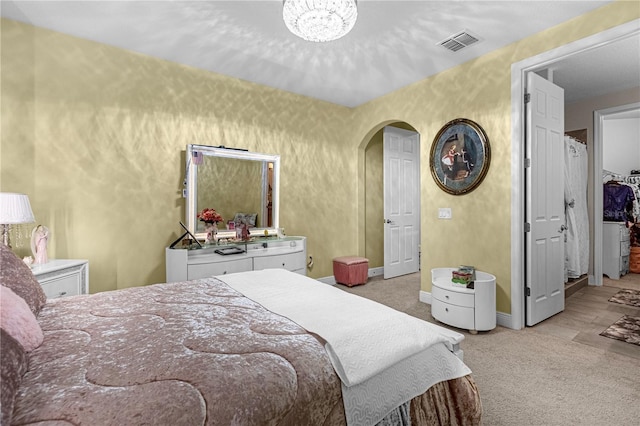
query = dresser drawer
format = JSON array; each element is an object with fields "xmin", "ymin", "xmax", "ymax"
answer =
[
  {"xmin": 432, "ymin": 285, "xmax": 475, "ymax": 308},
  {"xmin": 253, "ymin": 251, "xmax": 305, "ymax": 272},
  {"xmin": 621, "ymin": 242, "xmax": 630, "ymax": 256},
  {"xmin": 188, "ymin": 257, "xmax": 253, "ymax": 279},
  {"xmin": 619, "ymin": 226, "xmax": 630, "ymax": 242},
  {"xmin": 621, "ymin": 255, "xmax": 630, "ymax": 274},
  {"xmin": 431, "ymin": 301, "xmax": 475, "ymax": 330}
]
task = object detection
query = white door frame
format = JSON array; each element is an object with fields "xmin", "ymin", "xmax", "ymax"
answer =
[
  {"xmin": 510, "ymin": 19, "xmax": 640, "ymax": 330},
  {"xmin": 593, "ymin": 101, "xmax": 640, "ymax": 287}
]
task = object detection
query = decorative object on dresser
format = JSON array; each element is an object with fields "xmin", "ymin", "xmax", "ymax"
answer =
[
  {"xmin": 197, "ymin": 208, "xmax": 223, "ymax": 245},
  {"xmin": 429, "ymin": 118, "xmax": 491, "ymax": 196},
  {"xmin": 602, "ymin": 221, "xmax": 630, "ymax": 280},
  {"xmin": 31, "ymin": 259, "xmax": 89, "ymax": 299},
  {"xmin": 0, "ymin": 192, "xmax": 35, "ymax": 248},
  {"xmin": 431, "ymin": 267, "xmax": 496, "ymax": 334},
  {"xmin": 30, "ymin": 224, "xmax": 49, "ymax": 265}
]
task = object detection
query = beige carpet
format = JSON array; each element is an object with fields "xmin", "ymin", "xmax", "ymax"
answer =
[{"xmin": 338, "ymin": 273, "xmax": 640, "ymax": 426}]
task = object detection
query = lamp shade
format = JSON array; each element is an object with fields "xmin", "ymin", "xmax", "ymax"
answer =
[
  {"xmin": 283, "ymin": 0, "xmax": 358, "ymax": 42},
  {"xmin": 0, "ymin": 193, "xmax": 35, "ymax": 224}
]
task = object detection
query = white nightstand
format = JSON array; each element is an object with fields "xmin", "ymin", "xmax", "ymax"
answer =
[
  {"xmin": 431, "ymin": 268, "xmax": 496, "ymax": 334},
  {"xmin": 31, "ymin": 259, "xmax": 89, "ymax": 299}
]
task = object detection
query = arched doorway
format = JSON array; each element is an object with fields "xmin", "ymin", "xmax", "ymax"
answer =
[{"xmin": 359, "ymin": 121, "xmax": 421, "ymax": 277}]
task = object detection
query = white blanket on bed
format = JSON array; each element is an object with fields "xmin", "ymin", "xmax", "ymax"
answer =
[
  {"xmin": 219, "ymin": 269, "xmax": 469, "ymax": 390},
  {"xmin": 217, "ymin": 269, "xmax": 464, "ymax": 386}
]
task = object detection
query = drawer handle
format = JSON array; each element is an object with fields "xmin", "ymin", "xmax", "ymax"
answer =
[
  {"xmin": 445, "ymin": 295, "xmax": 449, "ymax": 299},
  {"xmin": 282, "ymin": 263, "xmax": 285, "ymax": 267},
  {"xmin": 58, "ymin": 291, "xmax": 67, "ymax": 297},
  {"xmin": 445, "ymin": 307, "xmax": 449, "ymax": 312}
]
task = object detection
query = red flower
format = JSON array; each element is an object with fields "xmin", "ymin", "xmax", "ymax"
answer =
[{"xmin": 197, "ymin": 208, "xmax": 223, "ymax": 224}]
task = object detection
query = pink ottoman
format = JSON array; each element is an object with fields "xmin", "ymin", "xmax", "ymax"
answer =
[{"xmin": 333, "ymin": 256, "xmax": 369, "ymax": 287}]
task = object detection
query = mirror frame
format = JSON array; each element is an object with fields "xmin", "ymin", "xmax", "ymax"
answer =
[{"xmin": 185, "ymin": 144, "xmax": 280, "ymax": 239}]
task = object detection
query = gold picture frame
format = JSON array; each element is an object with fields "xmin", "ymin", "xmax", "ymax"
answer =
[{"xmin": 430, "ymin": 118, "xmax": 491, "ymax": 195}]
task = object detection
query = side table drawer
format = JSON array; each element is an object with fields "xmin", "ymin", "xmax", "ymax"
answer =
[
  {"xmin": 432, "ymin": 301, "xmax": 475, "ymax": 331},
  {"xmin": 432, "ymin": 285, "xmax": 474, "ymax": 308},
  {"xmin": 40, "ymin": 274, "xmax": 81, "ymax": 299}
]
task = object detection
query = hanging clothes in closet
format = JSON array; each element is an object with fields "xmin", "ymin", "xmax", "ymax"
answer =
[
  {"xmin": 564, "ymin": 135, "xmax": 589, "ymax": 279},
  {"xmin": 603, "ymin": 180, "xmax": 635, "ymax": 222},
  {"xmin": 623, "ymin": 175, "xmax": 640, "ymax": 221}
]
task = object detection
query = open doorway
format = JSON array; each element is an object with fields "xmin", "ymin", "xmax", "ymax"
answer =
[
  {"xmin": 510, "ymin": 20, "xmax": 640, "ymax": 330},
  {"xmin": 595, "ymin": 103, "xmax": 640, "ymax": 282}
]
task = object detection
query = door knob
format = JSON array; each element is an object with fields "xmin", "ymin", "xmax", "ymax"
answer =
[
  {"xmin": 384, "ymin": 219, "xmax": 392, "ymax": 224},
  {"xmin": 559, "ymin": 224, "xmax": 568, "ymax": 233}
]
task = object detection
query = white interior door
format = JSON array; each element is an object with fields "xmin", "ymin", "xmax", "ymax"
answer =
[
  {"xmin": 525, "ymin": 72, "xmax": 566, "ymax": 326},
  {"xmin": 383, "ymin": 127, "xmax": 420, "ymax": 279}
]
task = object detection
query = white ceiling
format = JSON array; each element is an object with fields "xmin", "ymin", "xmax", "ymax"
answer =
[{"xmin": 1, "ymin": 0, "xmax": 639, "ymax": 107}]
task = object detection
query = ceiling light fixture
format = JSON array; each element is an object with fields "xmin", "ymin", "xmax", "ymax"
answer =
[{"xmin": 283, "ymin": 0, "xmax": 358, "ymax": 43}]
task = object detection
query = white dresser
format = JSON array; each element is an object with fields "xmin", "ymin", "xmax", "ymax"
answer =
[
  {"xmin": 430, "ymin": 268, "xmax": 496, "ymax": 334},
  {"xmin": 602, "ymin": 221, "xmax": 630, "ymax": 280},
  {"xmin": 166, "ymin": 236, "xmax": 306, "ymax": 282},
  {"xmin": 31, "ymin": 259, "xmax": 89, "ymax": 299}
]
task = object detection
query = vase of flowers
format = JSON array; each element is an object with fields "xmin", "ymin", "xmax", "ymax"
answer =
[{"xmin": 197, "ymin": 208, "xmax": 223, "ymax": 245}]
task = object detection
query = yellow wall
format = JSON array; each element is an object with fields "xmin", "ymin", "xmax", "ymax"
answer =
[
  {"xmin": 0, "ymin": 18, "xmax": 358, "ymax": 291},
  {"xmin": 1, "ymin": 2, "xmax": 639, "ymax": 315}
]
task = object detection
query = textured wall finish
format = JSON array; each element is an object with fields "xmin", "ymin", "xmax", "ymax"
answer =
[{"xmin": 1, "ymin": 18, "xmax": 355, "ymax": 292}]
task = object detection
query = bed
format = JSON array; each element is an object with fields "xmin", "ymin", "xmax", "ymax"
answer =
[{"xmin": 0, "ymin": 244, "xmax": 481, "ymax": 425}]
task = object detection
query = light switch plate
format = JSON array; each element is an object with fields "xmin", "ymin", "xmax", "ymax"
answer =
[{"xmin": 438, "ymin": 208, "xmax": 452, "ymax": 219}]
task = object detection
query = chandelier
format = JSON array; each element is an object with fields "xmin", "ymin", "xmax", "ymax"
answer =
[{"xmin": 283, "ymin": 0, "xmax": 358, "ymax": 43}]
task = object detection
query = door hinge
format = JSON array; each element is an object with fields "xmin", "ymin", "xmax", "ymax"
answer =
[
  {"xmin": 524, "ymin": 158, "xmax": 531, "ymax": 168},
  {"xmin": 525, "ymin": 222, "xmax": 531, "ymax": 232},
  {"xmin": 524, "ymin": 93, "xmax": 531, "ymax": 103},
  {"xmin": 526, "ymin": 287, "xmax": 531, "ymax": 297}
]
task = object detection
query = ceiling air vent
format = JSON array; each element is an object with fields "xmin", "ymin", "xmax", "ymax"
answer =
[{"xmin": 439, "ymin": 31, "xmax": 480, "ymax": 52}]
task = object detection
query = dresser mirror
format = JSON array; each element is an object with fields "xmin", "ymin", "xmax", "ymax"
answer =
[{"xmin": 185, "ymin": 144, "xmax": 280, "ymax": 239}]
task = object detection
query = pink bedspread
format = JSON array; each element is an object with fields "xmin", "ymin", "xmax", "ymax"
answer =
[
  {"xmin": 12, "ymin": 278, "xmax": 344, "ymax": 424},
  {"xmin": 11, "ymin": 276, "xmax": 481, "ymax": 425}
]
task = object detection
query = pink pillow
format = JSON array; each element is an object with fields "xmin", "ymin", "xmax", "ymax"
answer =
[{"xmin": 0, "ymin": 286, "xmax": 44, "ymax": 351}]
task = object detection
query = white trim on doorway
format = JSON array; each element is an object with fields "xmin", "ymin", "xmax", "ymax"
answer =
[{"xmin": 509, "ymin": 19, "xmax": 640, "ymax": 330}]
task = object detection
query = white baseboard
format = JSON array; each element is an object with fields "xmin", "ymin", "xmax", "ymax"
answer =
[
  {"xmin": 368, "ymin": 267, "xmax": 384, "ymax": 277},
  {"xmin": 316, "ymin": 276, "xmax": 336, "ymax": 285},
  {"xmin": 419, "ymin": 290, "xmax": 431, "ymax": 304},
  {"xmin": 496, "ymin": 311, "xmax": 513, "ymax": 328}
]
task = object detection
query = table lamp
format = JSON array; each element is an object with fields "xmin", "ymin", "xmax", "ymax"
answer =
[{"xmin": 0, "ymin": 192, "xmax": 35, "ymax": 248}]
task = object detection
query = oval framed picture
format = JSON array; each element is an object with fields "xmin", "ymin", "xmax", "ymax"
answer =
[{"xmin": 429, "ymin": 118, "xmax": 491, "ymax": 195}]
